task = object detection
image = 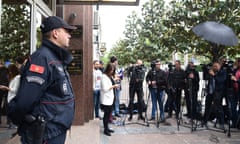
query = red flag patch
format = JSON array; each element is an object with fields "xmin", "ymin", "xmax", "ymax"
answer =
[{"xmin": 29, "ymin": 64, "xmax": 45, "ymax": 74}]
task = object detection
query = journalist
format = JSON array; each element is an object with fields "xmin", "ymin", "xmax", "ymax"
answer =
[
  {"xmin": 146, "ymin": 59, "xmax": 167, "ymax": 122},
  {"xmin": 203, "ymin": 62, "xmax": 227, "ymax": 129},
  {"xmin": 165, "ymin": 63, "xmax": 176, "ymax": 118},
  {"xmin": 128, "ymin": 59, "xmax": 146, "ymax": 121},
  {"xmin": 184, "ymin": 62, "xmax": 200, "ymax": 119},
  {"xmin": 169, "ymin": 60, "xmax": 186, "ymax": 119},
  {"xmin": 232, "ymin": 58, "xmax": 240, "ymax": 128}
]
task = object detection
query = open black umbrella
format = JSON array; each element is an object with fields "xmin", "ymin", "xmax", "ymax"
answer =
[{"xmin": 192, "ymin": 21, "xmax": 238, "ymax": 46}]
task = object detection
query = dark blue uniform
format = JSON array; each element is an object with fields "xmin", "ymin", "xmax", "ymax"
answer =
[{"xmin": 8, "ymin": 39, "xmax": 75, "ymax": 143}]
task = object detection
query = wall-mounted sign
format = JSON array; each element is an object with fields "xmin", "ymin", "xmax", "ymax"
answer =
[
  {"xmin": 67, "ymin": 49, "xmax": 82, "ymax": 75},
  {"xmin": 57, "ymin": 0, "xmax": 140, "ymax": 6},
  {"xmin": 71, "ymin": 25, "xmax": 82, "ymax": 38}
]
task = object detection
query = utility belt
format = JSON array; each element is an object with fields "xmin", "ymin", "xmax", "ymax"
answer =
[{"xmin": 23, "ymin": 114, "xmax": 46, "ymax": 144}]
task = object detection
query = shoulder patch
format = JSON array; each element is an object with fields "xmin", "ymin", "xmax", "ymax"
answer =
[
  {"xmin": 29, "ymin": 64, "xmax": 45, "ymax": 74},
  {"xmin": 26, "ymin": 76, "xmax": 45, "ymax": 85}
]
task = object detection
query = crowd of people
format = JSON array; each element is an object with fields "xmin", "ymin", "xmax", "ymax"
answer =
[
  {"xmin": 93, "ymin": 56, "xmax": 240, "ymax": 136},
  {"xmin": 0, "ymin": 17, "xmax": 239, "ymax": 142}
]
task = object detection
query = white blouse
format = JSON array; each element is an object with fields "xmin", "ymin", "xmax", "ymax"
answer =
[
  {"xmin": 7, "ymin": 74, "xmax": 21, "ymax": 103},
  {"xmin": 100, "ymin": 74, "xmax": 114, "ymax": 106}
]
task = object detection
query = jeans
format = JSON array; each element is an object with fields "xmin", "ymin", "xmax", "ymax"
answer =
[
  {"xmin": 114, "ymin": 88, "xmax": 121, "ymax": 115},
  {"xmin": 150, "ymin": 88, "xmax": 165, "ymax": 120},
  {"xmin": 93, "ymin": 90, "xmax": 101, "ymax": 117}
]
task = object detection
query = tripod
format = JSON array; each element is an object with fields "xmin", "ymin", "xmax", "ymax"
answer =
[
  {"xmin": 122, "ymin": 83, "xmax": 149, "ymax": 127},
  {"xmin": 188, "ymin": 78, "xmax": 203, "ymax": 132},
  {"xmin": 177, "ymin": 78, "xmax": 203, "ymax": 132}
]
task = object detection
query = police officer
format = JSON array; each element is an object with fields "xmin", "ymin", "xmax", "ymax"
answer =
[
  {"xmin": 128, "ymin": 59, "xmax": 146, "ymax": 121},
  {"xmin": 8, "ymin": 16, "xmax": 76, "ymax": 144},
  {"xmin": 146, "ymin": 59, "xmax": 167, "ymax": 122}
]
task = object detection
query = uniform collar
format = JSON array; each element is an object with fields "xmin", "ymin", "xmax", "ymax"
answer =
[{"xmin": 42, "ymin": 39, "xmax": 73, "ymax": 65}]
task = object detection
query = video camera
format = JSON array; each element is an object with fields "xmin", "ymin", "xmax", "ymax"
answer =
[
  {"xmin": 151, "ymin": 60, "xmax": 156, "ymax": 70},
  {"xmin": 135, "ymin": 64, "xmax": 145, "ymax": 72},
  {"xmin": 168, "ymin": 62, "xmax": 175, "ymax": 72},
  {"xmin": 222, "ymin": 60, "xmax": 234, "ymax": 75},
  {"xmin": 201, "ymin": 63, "xmax": 212, "ymax": 80}
]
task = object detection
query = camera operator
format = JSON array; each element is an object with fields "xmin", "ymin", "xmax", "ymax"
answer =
[
  {"xmin": 203, "ymin": 62, "xmax": 227, "ymax": 129},
  {"xmin": 146, "ymin": 59, "xmax": 167, "ymax": 122},
  {"xmin": 228, "ymin": 58, "xmax": 239, "ymax": 128},
  {"xmin": 184, "ymin": 62, "xmax": 200, "ymax": 119},
  {"xmin": 168, "ymin": 60, "xmax": 186, "ymax": 119},
  {"xmin": 128, "ymin": 59, "xmax": 146, "ymax": 121},
  {"xmin": 165, "ymin": 63, "xmax": 176, "ymax": 118}
]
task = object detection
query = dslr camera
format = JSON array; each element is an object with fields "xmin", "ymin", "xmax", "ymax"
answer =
[
  {"xmin": 151, "ymin": 60, "xmax": 156, "ymax": 70},
  {"xmin": 201, "ymin": 63, "xmax": 212, "ymax": 80},
  {"xmin": 135, "ymin": 64, "xmax": 144, "ymax": 71},
  {"xmin": 222, "ymin": 60, "xmax": 234, "ymax": 75},
  {"xmin": 168, "ymin": 62, "xmax": 175, "ymax": 72}
]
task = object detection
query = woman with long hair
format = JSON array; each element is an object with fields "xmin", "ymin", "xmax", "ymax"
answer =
[
  {"xmin": 0, "ymin": 64, "xmax": 20, "ymax": 128},
  {"xmin": 100, "ymin": 63, "xmax": 119, "ymax": 136}
]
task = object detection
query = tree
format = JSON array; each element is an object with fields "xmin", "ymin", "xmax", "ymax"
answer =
[
  {"xmin": 109, "ymin": 0, "xmax": 240, "ymax": 64},
  {"xmin": 109, "ymin": 39, "xmax": 135, "ymax": 65},
  {"xmin": 0, "ymin": 3, "xmax": 30, "ymax": 62},
  {"xmin": 138, "ymin": 0, "xmax": 170, "ymax": 62},
  {"xmin": 109, "ymin": 11, "xmax": 141, "ymax": 65},
  {"xmin": 165, "ymin": 0, "xmax": 240, "ymax": 62}
]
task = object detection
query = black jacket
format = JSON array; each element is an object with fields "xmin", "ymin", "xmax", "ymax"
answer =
[
  {"xmin": 8, "ymin": 39, "xmax": 75, "ymax": 140},
  {"xmin": 146, "ymin": 69, "xmax": 167, "ymax": 90},
  {"xmin": 169, "ymin": 68, "xmax": 186, "ymax": 89},
  {"xmin": 185, "ymin": 68, "xmax": 200, "ymax": 91},
  {"xmin": 129, "ymin": 65, "xmax": 145, "ymax": 87}
]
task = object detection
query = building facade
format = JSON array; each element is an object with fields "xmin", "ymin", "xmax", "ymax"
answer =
[{"xmin": 0, "ymin": 0, "xmax": 94, "ymax": 125}]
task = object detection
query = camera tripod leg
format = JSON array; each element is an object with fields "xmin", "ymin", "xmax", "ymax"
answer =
[
  {"xmin": 177, "ymin": 116, "xmax": 180, "ymax": 131},
  {"xmin": 144, "ymin": 89, "xmax": 151, "ymax": 127}
]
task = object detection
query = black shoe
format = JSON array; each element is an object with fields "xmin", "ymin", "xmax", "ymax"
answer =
[
  {"xmin": 166, "ymin": 115, "xmax": 172, "ymax": 119},
  {"xmin": 115, "ymin": 114, "xmax": 121, "ymax": 117},
  {"xmin": 231, "ymin": 124, "xmax": 237, "ymax": 128},
  {"xmin": 183, "ymin": 113, "xmax": 191, "ymax": 118},
  {"xmin": 159, "ymin": 119, "xmax": 165, "ymax": 123},
  {"xmin": 219, "ymin": 124, "xmax": 225, "ymax": 130},
  {"xmin": 104, "ymin": 130, "xmax": 111, "ymax": 136},
  {"xmin": 149, "ymin": 117, "xmax": 155, "ymax": 121},
  {"xmin": 128, "ymin": 116, "xmax": 132, "ymax": 121},
  {"xmin": 138, "ymin": 115, "xmax": 145, "ymax": 121},
  {"xmin": 108, "ymin": 129, "xmax": 114, "ymax": 133}
]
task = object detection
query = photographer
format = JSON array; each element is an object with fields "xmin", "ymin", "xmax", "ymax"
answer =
[
  {"xmin": 165, "ymin": 63, "xmax": 176, "ymax": 118},
  {"xmin": 169, "ymin": 60, "xmax": 186, "ymax": 119},
  {"xmin": 223, "ymin": 59, "xmax": 239, "ymax": 128},
  {"xmin": 203, "ymin": 62, "xmax": 227, "ymax": 129},
  {"xmin": 184, "ymin": 62, "xmax": 200, "ymax": 119},
  {"xmin": 146, "ymin": 59, "xmax": 167, "ymax": 122},
  {"xmin": 128, "ymin": 59, "xmax": 146, "ymax": 121}
]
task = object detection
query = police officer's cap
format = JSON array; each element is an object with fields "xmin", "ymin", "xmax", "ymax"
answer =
[{"xmin": 40, "ymin": 16, "xmax": 76, "ymax": 33}]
